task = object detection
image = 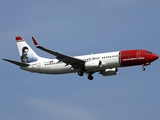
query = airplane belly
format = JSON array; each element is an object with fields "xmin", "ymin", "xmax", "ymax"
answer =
[{"xmin": 40, "ymin": 64, "xmax": 74, "ymax": 74}]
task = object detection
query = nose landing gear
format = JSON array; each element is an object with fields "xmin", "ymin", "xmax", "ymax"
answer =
[
  {"xmin": 142, "ymin": 66, "xmax": 145, "ymax": 71},
  {"xmin": 142, "ymin": 63, "xmax": 151, "ymax": 71}
]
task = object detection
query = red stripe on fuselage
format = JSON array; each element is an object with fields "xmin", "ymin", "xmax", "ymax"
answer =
[{"xmin": 120, "ymin": 50, "xmax": 150, "ymax": 67}]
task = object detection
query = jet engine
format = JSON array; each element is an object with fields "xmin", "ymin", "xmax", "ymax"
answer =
[
  {"xmin": 100, "ymin": 68, "xmax": 118, "ymax": 76},
  {"xmin": 85, "ymin": 60, "xmax": 102, "ymax": 70}
]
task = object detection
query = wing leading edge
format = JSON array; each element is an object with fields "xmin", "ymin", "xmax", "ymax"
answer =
[{"xmin": 32, "ymin": 37, "xmax": 85, "ymax": 70}]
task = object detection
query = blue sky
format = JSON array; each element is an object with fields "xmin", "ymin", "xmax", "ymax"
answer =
[{"xmin": 0, "ymin": 0, "xmax": 160, "ymax": 120}]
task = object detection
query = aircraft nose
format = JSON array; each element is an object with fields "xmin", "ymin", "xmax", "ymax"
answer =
[{"xmin": 153, "ymin": 54, "xmax": 159, "ymax": 61}]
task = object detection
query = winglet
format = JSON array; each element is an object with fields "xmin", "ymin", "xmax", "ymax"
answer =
[{"xmin": 32, "ymin": 37, "xmax": 39, "ymax": 46}]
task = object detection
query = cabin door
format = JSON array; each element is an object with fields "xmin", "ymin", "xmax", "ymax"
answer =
[{"xmin": 137, "ymin": 51, "xmax": 141, "ymax": 58}]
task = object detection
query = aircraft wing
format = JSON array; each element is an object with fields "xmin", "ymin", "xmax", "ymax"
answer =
[
  {"xmin": 32, "ymin": 37, "xmax": 85, "ymax": 70},
  {"xmin": 3, "ymin": 58, "xmax": 30, "ymax": 67}
]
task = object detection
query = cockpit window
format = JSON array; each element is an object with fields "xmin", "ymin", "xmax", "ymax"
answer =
[{"xmin": 145, "ymin": 51, "xmax": 152, "ymax": 54}]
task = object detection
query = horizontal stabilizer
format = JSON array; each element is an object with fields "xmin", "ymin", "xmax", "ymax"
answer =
[{"xmin": 3, "ymin": 59, "xmax": 30, "ymax": 67}]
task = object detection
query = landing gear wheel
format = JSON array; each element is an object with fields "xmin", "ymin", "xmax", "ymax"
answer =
[
  {"xmin": 78, "ymin": 71, "xmax": 84, "ymax": 76},
  {"xmin": 142, "ymin": 66, "xmax": 145, "ymax": 71},
  {"xmin": 88, "ymin": 75, "xmax": 93, "ymax": 80}
]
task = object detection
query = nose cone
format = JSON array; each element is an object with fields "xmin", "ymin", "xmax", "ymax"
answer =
[{"xmin": 153, "ymin": 54, "xmax": 159, "ymax": 61}]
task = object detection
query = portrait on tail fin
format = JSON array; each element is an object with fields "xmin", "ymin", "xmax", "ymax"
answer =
[
  {"xmin": 21, "ymin": 46, "xmax": 38, "ymax": 63},
  {"xmin": 21, "ymin": 46, "xmax": 29, "ymax": 63}
]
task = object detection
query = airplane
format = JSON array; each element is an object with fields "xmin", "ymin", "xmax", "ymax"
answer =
[{"xmin": 3, "ymin": 36, "xmax": 159, "ymax": 80}]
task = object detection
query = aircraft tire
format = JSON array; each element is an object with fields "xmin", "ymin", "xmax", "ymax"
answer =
[
  {"xmin": 88, "ymin": 75, "xmax": 93, "ymax": 80},
  {"xmin": 78, "ymin": 71, "xmax": 84, "ymax": 76}
]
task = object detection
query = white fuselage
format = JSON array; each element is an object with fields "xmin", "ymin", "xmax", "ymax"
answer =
[{"xmin": 21, "ymin": 51, "xmax": 121, "ymax": 74}]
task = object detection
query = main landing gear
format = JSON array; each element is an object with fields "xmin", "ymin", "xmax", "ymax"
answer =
[
  {"xmin": 78, "ymin": 71, "xmax": 84, "ymax": 76},
  {"xmin": 77, "ymin": 71, "xmax": 94, "ymax": 80},
  {"xmin": 88, "ymin": 74, "xmax": 93, "ymax": 80}
]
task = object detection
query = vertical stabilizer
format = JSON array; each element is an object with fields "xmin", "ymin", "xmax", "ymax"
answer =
[{"xmin": 16, "ymin": 36, "xmax": 39, "ymax": 63}]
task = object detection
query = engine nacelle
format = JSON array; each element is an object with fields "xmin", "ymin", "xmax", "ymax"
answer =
[
  {"xmin": 85, "ymin": 60, "xmax": 102, "ymax": 70},
  {"xmin": 100, "ymin": 68, "xmax": 118, "ymax": 76}
]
